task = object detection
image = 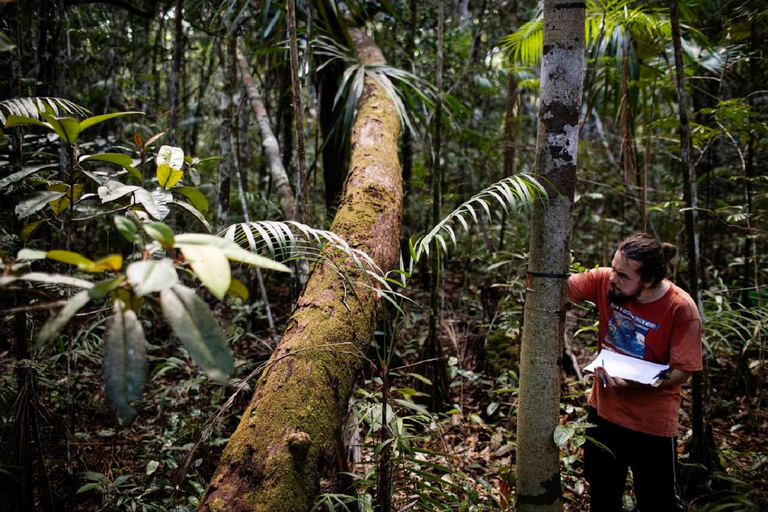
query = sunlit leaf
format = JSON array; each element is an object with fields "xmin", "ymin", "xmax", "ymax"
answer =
[
  {"xmin": 160, "ymin": 284, "xmax": 233, "ymax": 383},
  {"xmin": 155, "ymin": 145, "xmax": 184, "ymax": 169},
  {"xmin": 104, "ymin": 299, "xmax": 147, "ymax": 425},
  {"xmin": 126, "ymin": 259, "xmax": 178, "ymax": 297},
  {"xmin": 0, "ymin": 272, "xmax": 93, "ymax": 289},
  {"xmin": 91, "ymin": 254, "xmax": 123, "ymax": 272},
  {"xmin": 180, "ymin": 245, "xmax": 231, "ymax": 300},
  {"xmin": 37, "ymin": 290, "xmax": 92, "ymax": 348},
  {"xmin": 46, "ymin": 250, "xmax": 95, "ymax": 269},
  {"xmin": 48, "ymin": 183, "xmax": 84, "ymax": 216},
  {"xmin": 156, "ymin": 163, "xmax": 183, "ymax": 189},
  {"xmin": 553, "ymin": 424, "xmax": 574, "ymax": 447},
  {"xmin": 227, "ymin": 278, "xmax": 249, "ymax": 301}
]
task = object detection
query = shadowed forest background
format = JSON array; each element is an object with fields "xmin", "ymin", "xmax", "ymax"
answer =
[{"xmin": 0, "ymin": 0, "xmax": 766, "ymax": 510}]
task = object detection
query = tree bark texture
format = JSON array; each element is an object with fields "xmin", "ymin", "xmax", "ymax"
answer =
[
  {"xmin": 199, "ymin": 26, "xmax": 403, "ymax": 512},
  {"xmin": 169, "ymin": 0, "xmax": 183, "ymax": 146},
  {"xmin": 237, "ymin": 47, "xmax": 297, "ymax": 221},
  {"xmin": 516, "ymin": 1, "xmax": 584, "ymax": 510},
  {"xmin": 216, "ymin": 35, "xmax": 237, "ymax": 232}
]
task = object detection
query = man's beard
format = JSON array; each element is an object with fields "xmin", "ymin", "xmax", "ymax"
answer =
[{"xmin": 607, "ymin": 285, "xmax": 641, "ymax": 305}]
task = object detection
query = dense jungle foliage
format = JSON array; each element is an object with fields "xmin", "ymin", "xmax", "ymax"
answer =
[{"xmin": 0, "ymin": 0, "xmax": 766, "ymax": 510}]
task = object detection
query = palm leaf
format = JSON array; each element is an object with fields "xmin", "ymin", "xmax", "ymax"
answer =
[{"xmin": 0, "ymin": 97, "xmax": 91, "ymax": 126}]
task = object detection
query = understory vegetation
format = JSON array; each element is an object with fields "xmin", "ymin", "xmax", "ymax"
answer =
[{"xmin": 1, "ymin": 0, "xmax": 766, "ymax": 510}]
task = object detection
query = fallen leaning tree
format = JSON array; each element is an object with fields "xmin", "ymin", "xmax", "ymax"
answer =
[{"xmin": 199, "ymin": 27, "xmax": 403, "ymax": 512}]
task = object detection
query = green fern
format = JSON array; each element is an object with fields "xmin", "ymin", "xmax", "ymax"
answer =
[{"xmin": 0, "ymin": 97, "xmax": 91, "ymax": 126}]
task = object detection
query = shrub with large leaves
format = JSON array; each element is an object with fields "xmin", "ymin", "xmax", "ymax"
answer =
[{"xmin": 0, "ymin": 219, "xmax": 290, "ymax": 424}]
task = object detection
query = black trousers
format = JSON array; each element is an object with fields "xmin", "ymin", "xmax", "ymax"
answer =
[{"xmin": 585, "ymin": 407, "xmax": 684, "ymax": 512}]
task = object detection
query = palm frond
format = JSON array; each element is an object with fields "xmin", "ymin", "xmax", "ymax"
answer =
[
  {"xmin": 411, "ymin": 173, "xmax": 545, "ymax": 265},
  {"xmin": 0, "ymin": 97, "xmax": 91, "ymax": 126},
  {"xmin": 501, "ymin": 17, "xmax": 544, "ymax": 67}
]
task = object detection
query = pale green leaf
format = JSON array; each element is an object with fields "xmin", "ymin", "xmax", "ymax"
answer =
[
  {"xmin": 173, "ymin": 234, "xmax": 290, "ymax": 273},
  {"xmin": 79, "ymin": 153, "xmax": 141, "ymax": 181},
  {"xmin": 104, "ymin": 299, "xmax": 147, "ymax": 425},
  {"xmin": 0, "ymin": 163, "xmax": 57, "ymax": 191},
  {"xmin": 150, "ymin": 187, "xmax": 172, "ymax": 220},
  {"xmin": 180, "ymin": 245, "xmax": 231, "ymax": 300},
  {"xmin": 17, "ymin": 248, "xmax": 47, "ymax": 260},
  {"xmin": 143, "ymin": 221, "xmax": 175, "ymax": 248},
  {"xmin": 0, "ymin": 272, "xmax": 94, "ymax": 289},
  {"xmin": 46, "ymin": 250, "xmax": 95, "ymax": 269},
  {"xmin": 126, "ymin": 259, "xmax": 178, "ymax": 297},
  {"xmin": 155, "ymin": 145, "xmax": 184, "ymax": 169},
  {"xmin": 553, "ymin": 424, "xmax": 574, "ymax": 447},
  {"xmin": 114, "ymin": 215, "xmax": 138, "ymax": 243},
  {"xmin": 79, "ymin": 111, "xmax": 144, "ymax": 132},
  {"xmin": 15, "ymin": 191, "xmax": 66, "ymax": 219},
  {"xmin": 160, "ymin": 284, "xmax": 233, "ymax": 383},
  {"xmin": 37, "ymin": 290, "xmax": 92, "ymax": 348}
]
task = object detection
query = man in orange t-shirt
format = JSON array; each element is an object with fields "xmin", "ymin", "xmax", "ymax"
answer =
[{"xmin": 568, "ymin": 233, "xmax": 702, "ymax": 511}]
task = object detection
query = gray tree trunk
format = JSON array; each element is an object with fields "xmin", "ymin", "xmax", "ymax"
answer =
[{"xmin": 515, "ymin": 1, "xmax": 585, "ymax": 510}]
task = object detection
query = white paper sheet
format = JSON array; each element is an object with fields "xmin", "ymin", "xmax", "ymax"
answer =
[{"xmin": 583, "ymin": 349, "xmax": 670, "ymax": 386}]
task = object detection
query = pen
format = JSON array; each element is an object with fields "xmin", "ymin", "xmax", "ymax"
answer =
[{"xmin": 601, "ymin": 359, "xmax": 607, "ymax": 388}]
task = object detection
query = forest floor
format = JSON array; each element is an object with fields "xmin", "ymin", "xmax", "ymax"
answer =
[{"xmin": 1, "ymin": 264, "xmax": 766, "ymax": 511}]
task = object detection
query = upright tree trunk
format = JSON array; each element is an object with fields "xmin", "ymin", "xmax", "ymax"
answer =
[
  {"xmin": 237, "ymin": 47, "xmax": 297, "ymax": 221},
  {"xmin": 516, "ymin": 1, "xmax": 584, "ymax": 510},
  {"xmin": 670, "ymin": 0, "xmax": 721, "ymax": 497},
  {"xmin": 286, "ymin": 0, "xmax": 307, "ymax": 223},
  {"xmin": 169, "ymin": 0, "xmax": 183, "ymax": 145},
  {"xmin": 199, "ymin": 26, "xmax": 403, "ymax": 512},
  {"xmin": 424, "ymin": 0, "xmax": 449, "ymax": 411},
  {"xmin": 216, "ymin": 35, "xmax": 237, "ymax": 232}
]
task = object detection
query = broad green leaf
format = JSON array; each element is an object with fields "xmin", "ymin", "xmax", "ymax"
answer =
[
  {"xmin": 21, "ymin": 219, "xmax": 47, "ymax": 241},
  {"xmin": 180, "ymin": 245, "xmax": 231, "ymax": 300},
  {"xmin": 114, "ymin": 288, "xmax": 143, "ymax": 314},
  {"xmin": 173, "ymin": 234, "xmax": 291, "ymax": 273},
  {"xmin": 126, "ymin": 259, "xmax": 178, "ymax": 297},
  {"xmin": 553, "ymin": 424, "xmax": 574, "ymax": 447},
  {"xmin": 99, "ymin": 183, "xmax": 140, "ymax": 203},
  {"xmin": 4, "ymin": 114, "xmax": 52, "ymax": 130},
  {"xmin": 156, "ymin": 163, "xmax": 183, "ymax": 189},
  {"xmin": 40, "ymin": 112, "xmax": 79, "ymax": 144},
  {"xmin": 89, "ymin": 276, "xmax": 126, "ymax": 299},
  {"xmin": 0, "ymin": 32, "xmax": 16, "ymax": 53},
  {"xmin": 104, "ymin": 299, "xmax": 147, "ymax": 425},
  {"xmin": 132, "ymin": 188, "xmax": 162, "ymax": 220},
  {"xmin": 171, "ymin": 198, "xmax": 211, "ymax": 232},
  {"xmin": 227, "ymin": 278, "xmax": 249, "ymax": 301},
  {"xmin": 79, "ymin": 111, "xmax": 144, "ymax": 132},
  {"xmin": 171, "ymin": 186, "xmax": 208, "ymax": 212},
  {"xmin": 79, "ymin": 153, "xmax": 141, "ymax": 181},
  {"xmin": 150, "ymin": 187, "xmax": 172, "ymax": 220},
  {"xmin": 15, "ymin": 190, "xmax": 66, "ymax": 219},
  {"xmin": 37, "ymin": 290, "xmax": 92, "ymax": 348},
  {"xmin": 48, "ymin": 183, "xmax": 84, "ymax": 216},
  {"xmin": 0, "ymin": 163, "xmax": 57, "ymax": 191},
  {"xmin": 114, "ymin": 216, "xmax": 138, "ymax": 243},
  {"xmin": 143, "ymin": 221, "xmax": 175, "ymax": 248},
  {"xmin": 160, "ymin": 284, "xmax": 233, "ymax": 383},
  {"xmin": 155, "ymin": 145, "xmax": 184, "ymax": 169},
  {"xmin": 0, "ymin": 272, "xmax": 93, "ymax": 289}
]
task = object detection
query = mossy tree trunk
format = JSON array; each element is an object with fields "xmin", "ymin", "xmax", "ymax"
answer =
[
  {"xmin": 515, "ymin": 0, "xmax": 585, "ymax": 510},
  {"xmin": 199, "ymin": 26, "xmax": 403, "ymax": 512}
]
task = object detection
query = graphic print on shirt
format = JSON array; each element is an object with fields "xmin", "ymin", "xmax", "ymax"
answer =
[{"xmin": 604, "ymin": 303, "xmax": 660, "ymax": 358}]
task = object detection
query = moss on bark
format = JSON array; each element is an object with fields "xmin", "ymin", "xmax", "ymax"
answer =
[{"xmin": 199, "ymin": 26, "xmax": 403, "ymax": 512}]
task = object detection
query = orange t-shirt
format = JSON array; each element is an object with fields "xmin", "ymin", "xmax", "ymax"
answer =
[{"xmin": 568, "ymin": 268, "xmax": 702, "ymax": 437}]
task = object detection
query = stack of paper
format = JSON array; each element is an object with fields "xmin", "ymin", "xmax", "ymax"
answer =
[{"xmin": 583, "ymin": 350, "xmax": 670, "ymax": 386}]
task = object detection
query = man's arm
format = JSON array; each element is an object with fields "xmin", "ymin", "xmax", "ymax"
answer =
[{"xmin": 597, "ymin": 367, "xmax": 692, "ymax": 389}]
